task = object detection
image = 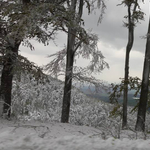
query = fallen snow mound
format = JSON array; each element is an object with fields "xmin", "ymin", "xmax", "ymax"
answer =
[
  {"xmin": 0, "ymin": 120, "xmax": 150, "ymax": 150},
  {"xmin": 1, "ymin": 133, "xmax": 150, "ymax": 150}
]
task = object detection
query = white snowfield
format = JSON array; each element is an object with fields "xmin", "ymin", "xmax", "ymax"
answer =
[
  {"xmin": 2, "ymin": 134, "xmax": 150, "ymax": 150},
  {"xmin": 0, "ymin": 120, "xmax": 150, "ymax": 150}
]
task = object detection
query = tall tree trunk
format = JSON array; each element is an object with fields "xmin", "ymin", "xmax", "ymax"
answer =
[
  {"xmin": 0, "ymin": 43, "xmax": 20, "ymax": 118},
  {"xmin": 122, "ymin": 4, "xmax": 134, "ymax": 129},
  {"xmin": 61, "ymin": 0, "xmax": 83, "ymax": 123},
  {"xmin": 1, "ymin": 57, "xmax": 13, "ymax": 118},
  {"xmin": 123, "ymin": 51, "xmax": 130, "ymax": 128},
  {"xmin": 61, "ymin": 27, "xmax": 76, "ymax": 123},
  {"xmin": 135, "ymin": 18, "xmax": 150, "ymax": 132}
]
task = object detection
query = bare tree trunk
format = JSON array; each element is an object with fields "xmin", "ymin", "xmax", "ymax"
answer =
[
  {"xmin": 61, "ymin": 0, "xmax": 83, "ymax": 123},
  {"xmin": 123, "ymin": 51, "xmax": 130, "ymax": 128},
  {"xmin": 122, "ymin": 4, "xmax": 134, "ymax": 129},
  {"xmin": 135, "ymin": 18, "xmax": 150, "ymax": 132},
  {"xmin": 0, "ymin": 43, "xmax": 20, "ymax": 118},
  {"xmin": 61, "ymin": 28, "xmax": 76, "ymax": 123},
  {"xmin": 1, "ymin": 57, "xmax": 13, "ymax": 117}
]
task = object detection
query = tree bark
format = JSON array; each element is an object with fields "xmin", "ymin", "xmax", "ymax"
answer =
[
  {"xmin": 61, "ymin": 0, "xmax": 83, "ymax": 123},
  {"xmin": 0, "ymin": 43, "xmax": 20, "ymax": 118},
  {"xmin": 61, "ymin": 27, "xmax": 76, "ymax": 123},
  {"xmin": 122, "ymin": 4, "xmax": 134, "ymax": 129},
  {"xmin": 122, "ymin": 51, "xmax": 130, "ymax": 128},
  {"xmin": 135, "ymin": 18, "xmax": 150, "ymax": 132}
]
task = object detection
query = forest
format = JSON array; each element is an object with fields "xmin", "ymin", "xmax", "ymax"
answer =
[{"xmin": 0, "ymin": 0, "xmax": 150, "ymax": 149}]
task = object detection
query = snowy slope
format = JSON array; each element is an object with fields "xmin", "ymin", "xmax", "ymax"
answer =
[
  {"xmin": 0, "ymin": 120, "xmax": 150, "ymax": 150},
  {"xmin": 0, "ymin": 73, "xmax": 147, "ymax": 149},
  {"xmin": 12, "ymin": 74, "xmax": 112, "ymax": 128},
  {"xmin": 11, "ymin": 74, "xmax": 150, "ymax": 134}
]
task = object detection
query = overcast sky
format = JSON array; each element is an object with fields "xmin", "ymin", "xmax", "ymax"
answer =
[{"xmin": 20, "ymin": 0, "xmax": 149, "ymax": 84}]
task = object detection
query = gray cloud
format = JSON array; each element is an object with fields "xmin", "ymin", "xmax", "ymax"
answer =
[
  {"xmin": 21, "ymin": 0, "xmax": 148, "ymax": 56},
  {"xmin": 20, "ymin": 0, "xmax": 149, "ymax": 83},
  {"xmin": 83, "ymin": 0, "xmax": 149, "ymax": 53}
]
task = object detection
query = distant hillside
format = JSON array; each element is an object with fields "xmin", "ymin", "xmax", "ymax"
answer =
[
  {"xmin": 12, "ymin": 73, "xmax": 113, "ymax": 127},
  {"xmin": 79, "ymin": 86, "xmax": 139, "ymax": 107},
  {"xmin": 11, "ymin": 73, "xmax": 150, "ymax": 133}
]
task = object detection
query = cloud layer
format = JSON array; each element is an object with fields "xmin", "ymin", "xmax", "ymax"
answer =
[{"xmin": 20, "ymin": 0, "xmax": 149, "ymax": 83}]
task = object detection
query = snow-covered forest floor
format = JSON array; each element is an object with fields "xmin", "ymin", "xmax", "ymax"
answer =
[
  {"xmin": 1, "ymin": 74, "xmax": 150, "ymax": 149},
  {"xmin": 0, "ymin": 119, "xmax": 150, "ymax": 150}
]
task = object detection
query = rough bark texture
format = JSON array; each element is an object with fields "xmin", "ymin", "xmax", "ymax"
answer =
[
  {"xmin": 135, "ymin": 18, "xmax": 150, "ymax": 131},
  {"xmin": 122, "ymin": 4, "xmax": 134, "ymax": 129},
  {"xmin": 0, "ymin": 43, "xmax": 20, "ymax": 118}
]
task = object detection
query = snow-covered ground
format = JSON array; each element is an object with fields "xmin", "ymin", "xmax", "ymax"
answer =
[
  {"xmin": 0, "ymin": 74, "xmax": 146, "ymax": 149},
  {"xmin": 0, "ymin": 119, "xmax": 150, "ymax": 150}
]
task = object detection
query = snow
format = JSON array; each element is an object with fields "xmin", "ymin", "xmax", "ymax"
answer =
[
  {"xmin": 4, "ymin": 74, "xmax": 149, "ymax": 149},
  {"xmin": 0, "ymin": 119, "xmax": 150, "ymax": 150}
]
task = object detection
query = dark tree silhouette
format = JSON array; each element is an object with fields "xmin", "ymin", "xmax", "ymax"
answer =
[
  {"xmin": 122, "ymin": 0, "xmax": 138, "ymax": 129},
  {"xmin": 61, "ymin": 0, "xmax": 83, "ymax": 123},
  {"xmin": 135, "ymin": 17, "xmax": 150, "ymax": 132},
  {"xmin": 1, "ymin": 42, "xmax": 21, "ymax": 117},
  {"xmin": 121, "ymin": 0, "xmax": 144, "ymax": 129}
]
